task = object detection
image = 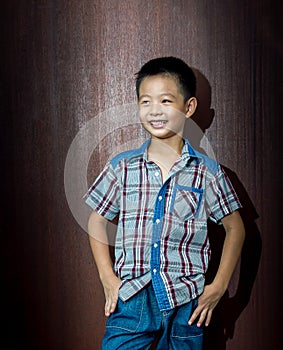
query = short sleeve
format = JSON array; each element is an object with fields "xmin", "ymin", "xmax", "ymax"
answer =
[
  {"xmin": 205, "ymin": 165, "xmax": 242, "ymax": 224},
  {"xmin": 84, "ymin": 162, "xmax": 120, "ymax": 220}
]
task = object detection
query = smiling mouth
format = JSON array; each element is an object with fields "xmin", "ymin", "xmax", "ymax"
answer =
[{"xmin": 149, "ymin": 120, "xmax": 168, "ymax": 128}]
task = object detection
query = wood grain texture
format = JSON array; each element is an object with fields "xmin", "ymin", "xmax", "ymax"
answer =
[{"xmin": 1, "ymin": 0, "xmax": 282, "ymax": 349}]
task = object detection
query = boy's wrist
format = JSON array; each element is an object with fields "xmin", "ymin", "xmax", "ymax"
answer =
[
  {"xmin": 210, "ymin": 278, "xmax": 228, "ymax": 296},
  {"xmin": 99, "ymin": 269, "xmax": 116, "ymax": 283}
]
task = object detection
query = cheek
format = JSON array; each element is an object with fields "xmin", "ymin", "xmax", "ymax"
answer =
[
  {"xmin": 138, "ymin": 108, "xmax": 149, "ymax": 122},
  {"xmin": 168, "ymin": 109, "xmax": 186, "ymax": 124}
]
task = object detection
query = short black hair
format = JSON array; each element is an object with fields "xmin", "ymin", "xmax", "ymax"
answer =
[{"xmin": 135, "ymin": 56, "xmax": 196, "ymax": 101}]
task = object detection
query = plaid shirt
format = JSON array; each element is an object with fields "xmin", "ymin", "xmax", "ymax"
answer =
[{"xmin": 85, "ymin": 139, "xmax": 241, "ymax": 311}]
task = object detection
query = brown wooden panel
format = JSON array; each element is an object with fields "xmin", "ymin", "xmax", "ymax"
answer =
[{"xmin": 2, "ymin": 0, "xmax": 282, "ymax": 349}]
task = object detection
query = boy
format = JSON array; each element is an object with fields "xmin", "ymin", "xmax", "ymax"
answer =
[{"xmin": 85, "ymin": 57, "xmax": 245, "ymax": 349}]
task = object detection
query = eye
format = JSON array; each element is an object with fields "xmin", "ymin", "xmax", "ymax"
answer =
[
  {"xmin": 162, "ymin": 99, "xmax": 172, "ymax": 104},
  {"xmin": 140, "ymin": 100, "xmax": 150, "ymax": 105}
]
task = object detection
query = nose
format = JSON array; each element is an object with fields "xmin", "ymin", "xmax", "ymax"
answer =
[{"xmin": 150, "ymin": 103, "xmax": 163, "ymax": 117}]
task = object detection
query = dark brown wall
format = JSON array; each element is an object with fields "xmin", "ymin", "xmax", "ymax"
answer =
[{"xmin": 1, "ymin": 1, "xmax": 282, "ymax": 349}]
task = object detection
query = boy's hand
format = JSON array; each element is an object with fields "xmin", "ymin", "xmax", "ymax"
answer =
[
  {"xmin": 188, "ymin": 283, "xmax": 225, "ymax": 327},
  {"xmin": 101, "ymin": 274, "xmax": 122, "ymax": 317}
]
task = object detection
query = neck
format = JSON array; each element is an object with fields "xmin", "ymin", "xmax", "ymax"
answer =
[
  {"xmin": 149, "ymin": 136, "xmax": 185, "ymax": 157},
  {"xmin": 147, "ymin": 136, "xmax": 185, "ymax": 181}
]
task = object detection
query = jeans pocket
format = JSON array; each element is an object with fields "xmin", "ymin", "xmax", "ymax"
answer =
[
  {"xmin": 106, "ymin": 293, "xmax": 145, "ymax": 333},
  {"xmin": 171, "ymin": 299, "xmax": 203, "ymax": 339}
]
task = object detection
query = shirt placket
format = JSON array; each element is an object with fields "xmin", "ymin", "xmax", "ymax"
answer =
[
  {"xmin": 147, "ymin": 153, "xmax": 190, "ymax": 311},
  {"xmin": 150, "ymin": 165, "xmax": 172, "ymax": 311}
]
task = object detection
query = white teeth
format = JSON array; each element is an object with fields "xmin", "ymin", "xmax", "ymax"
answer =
[{"xmin": 150, "ymin": 121, "xmax": 167, "ymax": 126}]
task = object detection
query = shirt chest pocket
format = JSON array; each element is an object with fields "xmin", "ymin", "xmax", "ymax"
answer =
[{"xmin": 170, "ymin": 184, "xmax": 203, "ymax": 221}]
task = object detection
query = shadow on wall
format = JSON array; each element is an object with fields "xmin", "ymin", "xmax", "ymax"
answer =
[
  {"xmin": 203, "ymin": 168, "xmax": 262, "ymax": 350},
  {"xmin": 189, "ymin": 69, "xmax": 262, "ymax": 350},
  {"xmin": 183, "ymin": 69, "xmax": 215, "ymax": 156}
]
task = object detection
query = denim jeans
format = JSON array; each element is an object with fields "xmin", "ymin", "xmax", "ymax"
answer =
[{"xmin": 102, "ymin": 283, "xmax": 203, "ymax": 350}]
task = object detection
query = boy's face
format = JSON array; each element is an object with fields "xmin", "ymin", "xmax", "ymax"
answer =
[{"xmin": 138, "ymin": 74, "xmax": 196, "ymax": 141}]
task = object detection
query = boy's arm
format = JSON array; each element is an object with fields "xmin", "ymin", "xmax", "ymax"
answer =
[
  {"xmin": 188, "ymin": 210, "xmax": 245, "ymax": 327},
  {"xmin": 88, "ymin": 211, "xmax": 121, "ymax": 317}
]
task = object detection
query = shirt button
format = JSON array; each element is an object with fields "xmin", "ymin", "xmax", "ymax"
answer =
[
  {"xmin": 154, "ymin": 243, "xmax": 158, "ymax": 248},
  {"xmin": 158, "ymin": 195, "xmax": 162, "ymax": 201},
  {"xmin": 155, "ymin": 219, "xmax": 160, "ymax": 224},
  {"xmin": 155, "ymin": 171, "xmax": 159, "ymax": 177},
  {"xmin": 153, "ymin": 268, "xmax": 157, "ymax": 274}
]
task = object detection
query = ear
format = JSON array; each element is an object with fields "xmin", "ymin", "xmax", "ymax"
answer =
[{"xmin": 185, "ymin": 97, "xmax": 198, "ymax": 118}]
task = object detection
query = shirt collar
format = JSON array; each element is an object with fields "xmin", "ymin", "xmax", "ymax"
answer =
[
  {"xmin": 128, "ymin": 138, "xmax": 201, "ymax": 162},
  {"xmin": 183, "ymin": 138, "xmax": 202, "ymax": 160}
]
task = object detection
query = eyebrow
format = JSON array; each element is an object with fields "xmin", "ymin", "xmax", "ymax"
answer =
[{"xmin": 139, "ymin": 93, "xmax": 177, "ymax": 100}]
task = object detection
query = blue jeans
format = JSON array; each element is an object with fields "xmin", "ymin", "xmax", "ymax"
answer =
[{"xmin": 102, "ymin": 283, "xmax": 203, "ymax": 350}]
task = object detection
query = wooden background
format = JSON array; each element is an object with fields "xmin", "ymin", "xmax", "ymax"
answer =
[{"xmin": 1, "ymin": 1, "xmax": 282, "ymax": 349}]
